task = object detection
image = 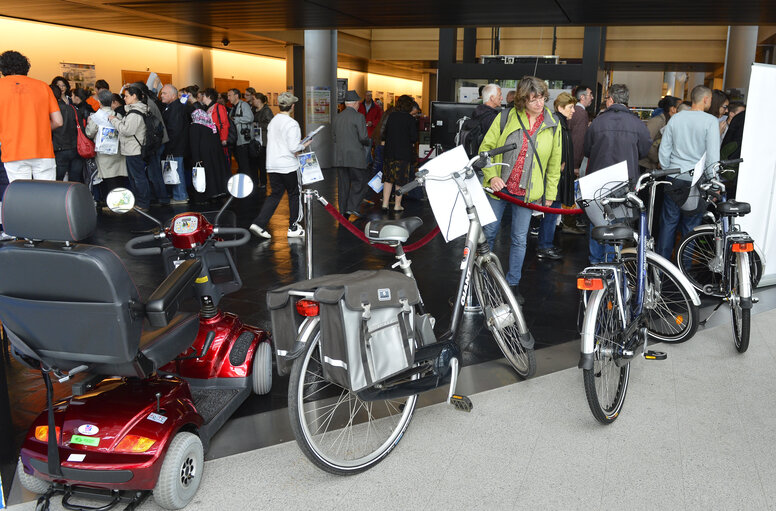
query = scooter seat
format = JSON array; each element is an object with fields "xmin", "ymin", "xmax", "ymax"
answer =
[
  {"xmin": 591, "ymin": 224, "xmax": 636, "ymax": 244},
  {"xmin": 365, "ymin": 217, "xmax": 423, "ymax": 243},
  {"xmin": 717, "ymin": 200, "xmax": 751, "ymax": 217}
]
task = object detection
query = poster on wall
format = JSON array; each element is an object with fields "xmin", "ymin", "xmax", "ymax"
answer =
[
  {"xmin": 61, "ymin": 62, "xmax": 96, "ymax": 92},
  {"xmin": 306, "ymin": 86, "xmax": 331, "ymax": 126},
  {"xmin": 337, "ymin": 78, "xmax": 348, "ymax": 104}
]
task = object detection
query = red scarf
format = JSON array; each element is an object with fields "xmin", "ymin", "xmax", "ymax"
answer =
[{"xmin": 505, "ymin": 111, "xmax": 544, "ymax": 197}]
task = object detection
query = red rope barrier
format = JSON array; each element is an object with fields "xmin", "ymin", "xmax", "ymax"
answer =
[
  {"xmin": 489, "ymin": 189, "xmax": 584, "ymax": 215},
  {"xmin": 321, "ymin": 202, "xmax": 440, "ymax": 253}
]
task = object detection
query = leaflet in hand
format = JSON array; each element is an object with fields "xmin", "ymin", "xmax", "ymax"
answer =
[{"xmin": 301, "ymin": 125, "xmax": 325, "ymax": 145}]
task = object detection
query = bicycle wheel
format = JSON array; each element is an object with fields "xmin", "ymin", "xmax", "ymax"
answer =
[
  {"xmin": 677, "ymin": 229, "xmax": 762, "ymax": 296},
  {"xmin": 582, "ymin": 286, "xmax": 630, "ymax": 424},
  {"xmin": 621, "ymin": 252, "xmax": 699, "ymax": 343},
  {"xmin": 731, "ymin": 252, "xmax": 751, "ymax": 353},
  {"xmin": 287, "ymin": 326, "xmax": 417, "ymax": 475},
  {"xmin": 473, "ymin": 260, "xmax": 537, "ymax": 378}
]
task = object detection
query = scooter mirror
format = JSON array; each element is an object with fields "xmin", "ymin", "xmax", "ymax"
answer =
[
  {"xmin": 227, "ymin": 173, "xmax": 254, "ymax": 199},
  {"xmin": 106, "ymin": 188, "xmax": 136, "ymax": 214}
]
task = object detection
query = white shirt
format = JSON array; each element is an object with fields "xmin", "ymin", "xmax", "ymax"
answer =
[{"xmin": 266, "ymin": 112, "xmax": 305, "ymax": 174}]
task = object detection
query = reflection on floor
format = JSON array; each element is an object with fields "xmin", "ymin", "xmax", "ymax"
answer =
[{"xmin": 6, "ymin": 173, "xmax": 767, "ymax": 490}]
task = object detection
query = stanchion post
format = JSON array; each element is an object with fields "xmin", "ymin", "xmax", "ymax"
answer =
[{"xmin": 303, "ymin": 189, "xmax": 314, "ymax": 280}]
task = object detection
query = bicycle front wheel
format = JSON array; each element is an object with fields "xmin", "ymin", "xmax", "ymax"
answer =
[
  {"xmin": 677, "ymin": 229, "xmax": 762, "ymax": 296},
  {"xmin": 288, "ymin": 327, "xmax": 417, "ymax": 475},
  {"xmin": 473, "ymin": 259, "xmax": 536, "ymax": 378},
  {"xmin": 732, "ymin": 252, "xmax": 751, "ymax": 353},
  {"xmin": 622, "ymin": 252, "xmax": 699, "ymax": 343},
  {"xmin": 582, "ymin": 285, "xmax": 630, "ymax": 424}
]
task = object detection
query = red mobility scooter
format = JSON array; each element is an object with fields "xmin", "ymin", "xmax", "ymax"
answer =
[{"xmin": 2, "ymin": 175, "xmax": 271, "ymax": 510}]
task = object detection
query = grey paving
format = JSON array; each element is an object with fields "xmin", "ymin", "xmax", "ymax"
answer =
[{"xmin": 9, "ymin": 307, "xmax": 776, "ymax": 511}]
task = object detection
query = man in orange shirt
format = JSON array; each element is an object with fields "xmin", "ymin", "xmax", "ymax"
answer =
[
  {"xmin": 0, "ymin": 51, "xmax": 62, "ymax": 182},
  {"xmin": 86, "ymin": 79, "xmax": 110, "ymax": 112}
]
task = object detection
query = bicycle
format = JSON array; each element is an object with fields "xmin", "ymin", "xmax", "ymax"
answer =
[
  {"xmin": 577, "ymin": 169, "xmax": 701, "ymax": 423},
  {"xmin": 675, "ymin": 158, "xmax": 758, "ymax": 353},
  {"xmin": 270, "ymin": 144, "xmax": 536, "ymax": 474}
]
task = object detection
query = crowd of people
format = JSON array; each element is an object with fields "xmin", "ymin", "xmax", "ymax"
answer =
[{"xmin": 477, "ymin": 77, "xmax": 745, "ymax": 302}]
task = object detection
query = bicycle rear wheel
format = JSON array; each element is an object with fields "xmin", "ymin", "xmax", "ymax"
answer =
[
  {"xmin": 622, "ymin": 252, "xmax": 699, "ymax": 343},
  {"xmin": 288, "ymin": 327, "xmax": 417, "ymax": 475},
  {"xmin": 473, "ymin": 259, "xmax": 536, "ymax": 378},
  {"xmin": 676, "ymin": 229, "xmax": 762, "ymax": 296},
  {"xmin": 731, "ymin": 252, "xmax": 751, "ymax": 353},
  {"xmin": 582, "ymin": 286, "xmax": 630, "ymax": 424}
]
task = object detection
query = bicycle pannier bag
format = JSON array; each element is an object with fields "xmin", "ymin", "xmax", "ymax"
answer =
[{"xmin": 315, "ymin": 270, "xmax": 421, "ymax": 392}]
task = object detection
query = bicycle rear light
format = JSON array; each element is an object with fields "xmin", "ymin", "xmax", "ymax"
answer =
[
  {"xmin": 296, "ymin": 299, "xmax": 320, "ymax": 317},
  {"xmin": 577, "ymin": 278, "xmax": 604, "ymax": 291},
  {"xmin": 731, "ymin": 242, "xmax": 753, "ymax": 253}
]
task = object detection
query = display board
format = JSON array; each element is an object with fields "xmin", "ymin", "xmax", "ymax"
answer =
[
  {"xmin": 736, "ymin": 63, "xmax": 776, "ymax": 286},
  {"xmin": 121, "ymin": 70, "xmax": 173, "ymax": 90}
]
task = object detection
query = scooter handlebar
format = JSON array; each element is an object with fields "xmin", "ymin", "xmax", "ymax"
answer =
[
  {"xmin": 125, "ymin": 234, "xmax": 163, "ymax": 256},
  {"xmin": 213, "ymin": 227, "xmax": 251, "ymax": 248}
]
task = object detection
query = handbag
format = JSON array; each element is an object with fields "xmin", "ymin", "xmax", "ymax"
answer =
[
  {"xmin": 72, "ymin": 105, "xmax": 96, "ymax": 159},
  {"xmin": 192, "ymin": 161, "xmax": 206, "ymax": 193},
  {"xmin": 162, "ymin": 156, "xmax": 180, "ymax": 185}
]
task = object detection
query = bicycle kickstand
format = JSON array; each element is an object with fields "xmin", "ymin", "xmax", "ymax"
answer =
[
  {"xmin": 699, "ymin": 299, "xmax": 725, "ymax": 327},
  {"xmin": 447, "ymin": 358, "xmax": 473, "ymax": 412}
]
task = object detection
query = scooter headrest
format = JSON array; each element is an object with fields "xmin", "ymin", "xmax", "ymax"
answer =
[{"xmin": 2, "ymin": 180, "xmax": 97, "ymax": 242}]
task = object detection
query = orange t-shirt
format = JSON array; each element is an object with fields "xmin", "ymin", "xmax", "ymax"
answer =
[
  {"xmin": 0, "ymin": 75, "xmax": 59, "ymax": 162},
  {"xmin": 86, "ymin": 95, "xmax": 100, "ymax": 112}
]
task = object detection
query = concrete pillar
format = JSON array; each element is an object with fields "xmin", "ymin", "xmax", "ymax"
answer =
[
  {"xmin": 687, "ymin": 72, "xmax": 705, "ymax": 93},
  {"xmin": 674, "ymin": 72, "xmax": 687, "ymax": 100},
  {"xmin": 664, "ymin": 72, "xmax": 676, "ymax": 96},
  {"xmin": 350, "ymin": 71, "xmax": 367, "ymax": 100},
  {"xmin": 286, "ymin": 45, "xmax": 304, "ymax": 126},
  {"xmin": 202, "ymin": 49, "xmax": 214, "ymax": 89},
  {"xmin": 176, "ymin": 46, "xmax": 213, "ymax": 88},
  {"xmin": 723, "ymin": 26, "xmax": 758, "ymax": 99},
  {"xmin": 304, "ymin": 30, "xmax": 337, "ymax": 168}
]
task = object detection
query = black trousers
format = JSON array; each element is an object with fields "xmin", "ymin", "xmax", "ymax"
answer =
[
  {"xmin": 336, "ymin": 166, "xmax": 367, "ymax": 213},
  {"xmin": 54, "ymin": 148, "xmax": 85, "ymax": 183},
  {"xmin": 252, "ymin": 172, "xmax": 301, "ymax": 229},
  {"xmin": 233, "ymin": 144, "xmax": 251, "ymax": 175}
]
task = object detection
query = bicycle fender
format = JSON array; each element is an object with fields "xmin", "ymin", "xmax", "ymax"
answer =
[
  {"xmin": 621, "ymin": 248, "xmax": 702, "ymax": 307},
  {"xmin": 579, "ymin": 288, "xmax": 607, "ymax": 362},
  {"xmin": 278, "ymin": 317, "xmax": 320, "ymax": 372},
  {"xmin": 737, "ymin": 252, "xmax": 753, "ymax": 309}
]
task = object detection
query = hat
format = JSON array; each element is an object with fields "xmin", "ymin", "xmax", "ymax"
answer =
[
  {"xmin": 344, "ymin": 90, "xmax": 360, "ymax": 102},
  {"xmin": 278, "ymin": 91, "xmax": 298, "ymax": 107}
]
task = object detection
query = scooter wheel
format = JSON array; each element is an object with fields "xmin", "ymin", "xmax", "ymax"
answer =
[
  {"xmin": 17, "ymin": 458, "xmax": 51, "ymax": 495},
  {"xmin": 153, "ymin": 432, "xmax": 203, "ymax": 510},
  {"xmin": 252, "ymin": 342, "xmax": 273, "ymax": 395}
]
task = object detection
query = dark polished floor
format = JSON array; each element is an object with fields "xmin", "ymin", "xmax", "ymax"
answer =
[{"xmin": 1, "ymin": 173, "xmax": 590, "ymax": 492}]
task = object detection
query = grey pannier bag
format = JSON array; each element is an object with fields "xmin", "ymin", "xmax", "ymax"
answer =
[{"xmin": 314, "ymin": 270, "xmax": 422, "ymax": 392}]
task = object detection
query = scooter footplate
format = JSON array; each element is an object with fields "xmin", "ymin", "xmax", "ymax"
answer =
[{"xmin": 191, "ymin": 388, "xmax": 240, "ymax": 424}]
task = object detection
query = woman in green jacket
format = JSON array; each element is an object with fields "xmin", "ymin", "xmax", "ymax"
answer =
[{"xmin": 479, "ymin": 76, "xmax": 562, "ymax": 304}]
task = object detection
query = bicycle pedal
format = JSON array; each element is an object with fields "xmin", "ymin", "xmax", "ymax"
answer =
[
  {"xmin": 752, "ymin": 297, "xmax": 760, "ymax": 304},
  {"xmin": 449, "ymin": 394, "xmax": 473, "ymax": 412},
  {"xmin": 643, "ymin": 350, "xmax": 667, "ymax": 361}
]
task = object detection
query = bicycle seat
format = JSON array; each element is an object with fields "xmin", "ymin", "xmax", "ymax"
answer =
[
  {"xmin": 717, "ymin": 200, "xmax": 751, "ymax": 217},
  {"xmin": 591, "ymin": 224, "xmax": 636, "ymax": 244},
  {"xmin": 365, "ymin": 217, "xmax": 423, "ymax": 244}
]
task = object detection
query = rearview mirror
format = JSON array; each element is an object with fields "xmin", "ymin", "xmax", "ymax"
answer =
[
  {"xmin": 106, "ymin": 188, "xmax": 136, "ymax": 214},
  {"xmin": 227, "ymin": 174, "xmax": 254, "ymax": 199}
]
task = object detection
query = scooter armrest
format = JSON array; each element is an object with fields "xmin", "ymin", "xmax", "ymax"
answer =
[{"xmin": 146, "ymin": 259, "xmax": 203, "ymax": 327}]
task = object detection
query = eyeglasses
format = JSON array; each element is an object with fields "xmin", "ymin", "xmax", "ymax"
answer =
[{"xmin": 527, "ymin": 96, "xmax": 546, "ymax": 104}]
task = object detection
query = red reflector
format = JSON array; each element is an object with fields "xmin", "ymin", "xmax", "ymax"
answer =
[
  {"xmin": 731, "ymin": 242, "xmax": 753, "ymax": 253},
  {"xmin": 577, "ymin": 277, "xmax": 604, "ymax": 291},
  {"xmin": 296, "ymin": 299, "xmax": 320, "ymax": 317}
]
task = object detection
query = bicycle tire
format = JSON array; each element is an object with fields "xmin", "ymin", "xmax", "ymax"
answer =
[
  {"xmin": 732, "ymin": 252, "xmax": 751, "ymax": 353},
  {"xmin": 288, "ymin": 326, "xmax": 417, "ymax": 475},
  {"xmin": 473, "ymin": 259, "xmax": 536, "ymax": 378},
  {"xmin": 582, "ymin": 286, "xmax": 630, "ymax": 424},
  {"xmin": 676, "ymin": 229, "xmax": 762, "ymax": 296},
  {"xmin": 621, "ymin": 252, "xmax": 699, "ymax": 343}
]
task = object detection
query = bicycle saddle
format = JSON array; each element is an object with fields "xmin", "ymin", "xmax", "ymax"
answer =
[
  {"xmin": 365, "ymin": 217, "xmax": 423, "ymax": 244},
  {"xmin": 717, "ymin": 200, "xmax": 751, "ymax": 217},
  {"xmin": 591, "ymin": 224, "xmax": 636, "ymax": 244}
]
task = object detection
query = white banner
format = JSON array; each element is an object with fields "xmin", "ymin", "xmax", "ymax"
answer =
[{"xmin": 737, "ymin": 63, "xmax": 776, "ymax": 286}]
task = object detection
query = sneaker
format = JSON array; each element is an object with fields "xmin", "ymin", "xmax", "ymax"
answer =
[
  {"xmin": 250, "ymin": 224, "xmax": 271, "ymax": 239},
  {"xmin": 0, "ymin": 231, "xmax": 16, "ymax": 241},
  {"xmin": 169, "ymin": 198, "xmax": 189, "ymax": 205},
  {"xmin": 509, "ymin": 286, "xmax": 525, "ymax": 305},
  {"xmin": 537, "ymin": 247, "xmax": 563, "ymax": 261},
  {"xmin": 529, "ymin": 226, "xmax": 539, "ymax": 237},
  {"xmin": 287, "ymin": 224, "xmax": 305, "ymax": 238}
]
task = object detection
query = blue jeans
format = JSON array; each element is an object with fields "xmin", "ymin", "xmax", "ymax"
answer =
[
  {"xmin": 657, "ymin": 194, "xmax": 703, "ymax": 260},
  {"xmin": 538, "ymin": 200, "xmax": 560, "ymax": 250},
  {"xmin": 169, "ymin": 156, "xmax": 188, "ymax": 201},
  {"xmin": 482, "ymin": 193, "xmax": 534, "ymax": 288},
  {"xmin": 126, "ymin": 155, "xmax": 151, "ymax": 209},
  {"xmin": 588, "ymin": 224, "xmax": 616, "ymax": 264},
  {"xmin": 148, "ymin": 145, "xmax": 169, "ymax": 204}
]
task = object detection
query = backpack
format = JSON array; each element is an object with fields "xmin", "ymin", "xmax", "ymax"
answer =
[
  {"xmin": 218, "ymin": 106, "xmax": 238, "ymax": 147},
  {"xmin": 127, "ymin": 109, "xmax": 164, "ymax": 162},
  {"xmin": 456, "ymin": 109, "xmax": 508, "ymax": 158}
]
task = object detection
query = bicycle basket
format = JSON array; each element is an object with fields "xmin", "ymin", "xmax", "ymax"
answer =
[{"xmin": 577, "ymin": 181, "xmax": 638, "ymax": 227}]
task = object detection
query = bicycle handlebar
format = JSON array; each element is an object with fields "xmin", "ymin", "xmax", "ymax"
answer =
[
  {"xmin": 649, "ymin": 168, "xmax": 681, "ymax": 179},
  {"xmin": 720, "ymin": 158, "xmax": 743, "ymax": 166},
  {"xmin": 482, "ymin": 143, "xmax": 517, "ymax": 158}
]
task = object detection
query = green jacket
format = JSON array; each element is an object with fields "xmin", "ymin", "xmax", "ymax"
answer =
[{"xmin": 479, "ymin": 106, "xmax": 562, "ymax": 203}]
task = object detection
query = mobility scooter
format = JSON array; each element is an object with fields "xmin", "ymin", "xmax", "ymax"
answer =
[{"xmin": 2, "ymin": 175, "xmax": 271, "ymax": 510}]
